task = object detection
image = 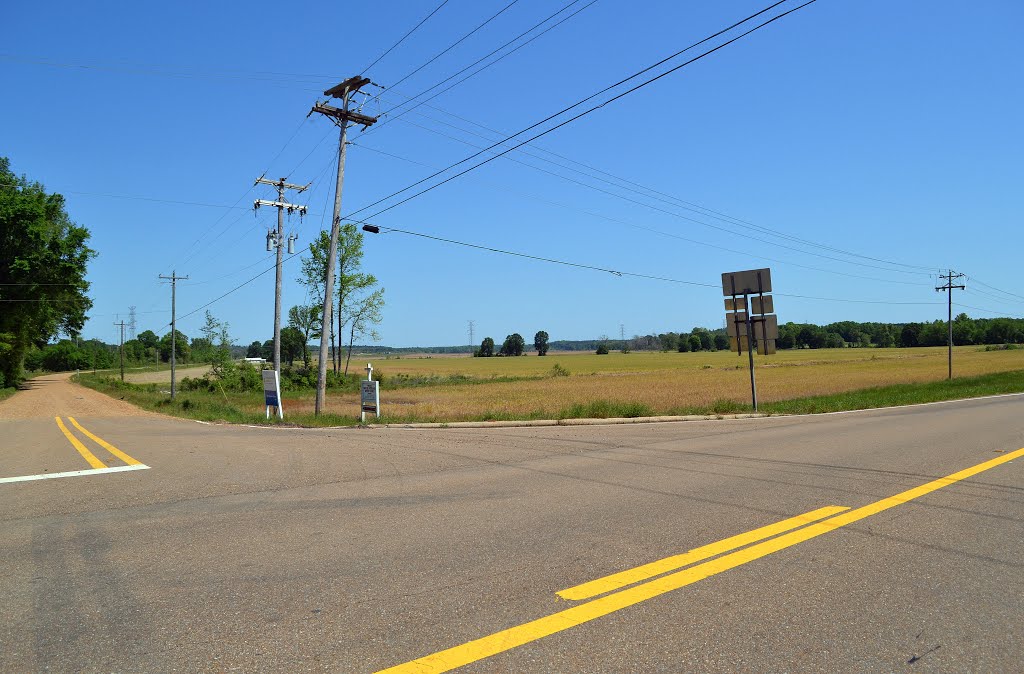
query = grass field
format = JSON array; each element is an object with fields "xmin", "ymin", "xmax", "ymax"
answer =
[{"xmin": 74, "ymin": 346, "xmax": 1024, "ymax": 425}]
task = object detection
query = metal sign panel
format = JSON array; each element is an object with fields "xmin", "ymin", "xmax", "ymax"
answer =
[
  {"xmin": 750, "ymin": 295, "xmax": 774, "ymax": 315},
  {"xmin": 729, "ymin": 336, "xmax": 750, "ymax": 353},
  {"xmin": 726, "ymin": 319, "xmax": 749, "ymax": 337},
  {"xmin": 724, "ymin": 297, "xmax": 747, "ymax": 312},
  {"xmin": 752, "ymin": 314, "xmax": 779, "ymax": 340},
  {"xmin": 721, "ymin": 268, "xmax": 772, "ymax": 296},
  {"xmin": 262, "ymin": 369, "xmax": 283, "ymax": 419},
  {"xmin": 360, "ymin": 380, "xmax": 380, "ymax": 421},
  {"xmin": 360, "ymin": 380, "xmax": 378, "ymax": 408},
  {"xmin": 759, "ymin": 339, "xmax": 777, "ymax": 355}
]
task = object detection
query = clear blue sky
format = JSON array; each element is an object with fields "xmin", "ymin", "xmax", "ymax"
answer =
[{"xmin": 3, "ymin": 0, "xmax": 1022, "ymax": 348}]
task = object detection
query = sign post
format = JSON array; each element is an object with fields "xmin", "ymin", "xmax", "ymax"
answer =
[
  {"xmin": 360, "ymin": 363, "xmax": 380, "ymax": 423},
  {"xmin": 722, "ymin": 267, "xmax": 778, "ymax": 412},
  {"xmin": 262, "ymin": 369, "xmax": 283, "ymax": 420}
]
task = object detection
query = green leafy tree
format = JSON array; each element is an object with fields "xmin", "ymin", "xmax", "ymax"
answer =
[
  {"xmin": 246, "ymin": 341, "xmax": 263, "ymax": 358},
  {"xmin": 534, "ymin": 330, "xmax": 549, "ymax": 356},
  {"xmin": 260, "ymin": 339, "xmax": 274, "ymax": 360},
  {"xmin": 713, "ymin": 334, "xmax": 730, "ymax": 351},
  {"xmin": 478, "ymin": 337, "xmax": 495, "ymax": 357},
  {"xmin": 299, "ymin": 225, "xmax": 383, "ymax": 373},
  {"xmin": 137, "ymin": 330, "xmax": 159, "ymax": 350},
  {"xmin": 0, "ymin": 157, "xmax": 95, "ymax": 386},
  {"xmin": 287, "ymin": 304, "xmax": 321, "ymax": 367},
  {"xmin": 344, "ymin": 288, "xmax": 385, "ymax": 375},
  {"xmin": 692, "ymin": 327, "xmax": 712, "ymax": 351},
  {"xmin": 280, "ymin": 326, "xmax": 305, "ymax": 366},
  {"xmin": 677, "ymin": 336, "xmax": 690, "ymax": 352},
  {"xmin": 500, "ymin": 333, "xmax": 526, "ymax": 356},
  {"xmin": 159, "ymin": 330, "xmax": 190, "ymax": 362},
  {"xmin": 688, "ymin": 335, "xmax": 702, "ymax": 352}
]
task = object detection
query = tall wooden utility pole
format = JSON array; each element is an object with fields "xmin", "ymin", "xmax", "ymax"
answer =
[
  {"xmin": 114, "ymin": 320, "xmax": 127, "ymax": 382},
  {"xmin": 159, "ymin": 271, "xmax": 189, "ymax": 399},
  {"xmin": 935, "ymin": 270, "xmax": 966, "ymax": 380},
  {"xmin": 310, "ymin": 76, "xmax": 378, "ymax": 415},
  {"xmin": 254, "ymin": 177, "xmax": 309, "ymax": 375}
]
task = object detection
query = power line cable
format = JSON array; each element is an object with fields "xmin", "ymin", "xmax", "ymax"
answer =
[
  {"xmin": 347, "ymin": 1, "xmax": 815, "ymax": 224},
  {"xmin": 966, "ymin": 276, "xmax": 1024, "ymax": 301},
  {"xmin": 350, "ymin": 140, "xmax": 925, "ymax": 287},
  {"xmin": 384, "ymin": 100, "xmax": 935, "ymax": 273},
  {"xmin": 375, "ymin": 113, "xmax": 930, "ymax": 281},
  {"xmin": 387, "ymin": 0, "xmax": 521, "ymax": 91},
  {"xmin": 365, "ymin": 222, "xmax": 942, "ymax": 306},
  {"xmin": 954, "ymin": 302, "xmax": 1020, "ymax": 318},
  {"xmin": 362, "ymin": 0, "xmax": 452, "ymax": 74},
  {"xmin": 365, "ymin": 0, "xmax": 596, "ymax": 135}
]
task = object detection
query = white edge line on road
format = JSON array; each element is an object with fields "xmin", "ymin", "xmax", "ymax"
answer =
[
  {"xmin": 776, "ymin": 390, "xmax": 1024, "ymax": 420},
  {"xmin": 0, "ymin": 463, "xmax": 150, "ymax": 484},
  {"xmin": 183, "ymin": 391, "xmax": 1024, "ymax": 432}
]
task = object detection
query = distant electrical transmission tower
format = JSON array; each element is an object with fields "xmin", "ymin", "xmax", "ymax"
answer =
[
  {"xmin": 468, "ymin": 320, "xmax": 475, "ymax": 352},
  {"xmin": 128, "ymin": 306, "xmax": 137, "ymax": 340}
]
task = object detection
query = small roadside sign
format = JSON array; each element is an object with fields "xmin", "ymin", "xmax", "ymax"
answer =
[
  {"xmin": 262, "ymin": 369, "xmax": 283, "ymax": 419},
  {"xmin": 360, "ymin": 379, "xmax": 380, "ymax": 422}
]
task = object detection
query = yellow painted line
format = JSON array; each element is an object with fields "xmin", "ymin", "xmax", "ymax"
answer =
[
  {"xmin": 54, "ymin": 417, "xmax": 106, "ymax": 469},
  {"xmin": 67, "ymin": 417, "xmax": 143, "ymax": 466},
  {"xmin": 376, "ymin": 446, "xmax": 1024, "ymax": 674},
  {"xmin": 558, "ymin": 505, "xmax": 849, "ymax": 601}
]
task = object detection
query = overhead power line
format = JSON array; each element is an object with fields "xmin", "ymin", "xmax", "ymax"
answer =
[
  {"xmin": 362, "ymin": 222, "xmax": 942, "ymax": 307},
  {"xmin": 347, "ymin": 0, "xmax": 816, "ymax": 225},
  {"xmin": 377, "ymin": 98, "xmax": 935, "ymax": 274},
  {"xmin": 954, "ymin": 302, "xmax": 1020, "ymax": 318},
  {"xmin": 362, "ymin": 0, "xmax": 452, "ymax": 74},
  {"xmin": 966, "ymin": 276, "xmax": 1024, "ymax": 302},
  {"xmin": 370, "ymin": 114, "xmax": 931, "ymax": 282},
  {"xmin": 387, "ymin": 0, "xmax": 522, "ymax": 91},
  {"xmin": 366, "ymin": 0, "xmax": 596, "ymax": 135},
  {"xmin": 350, "ymin": 140, "xmax": 924, "ymax": 288}
]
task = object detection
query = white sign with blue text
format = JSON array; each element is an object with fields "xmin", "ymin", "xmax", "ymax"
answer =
[
  {"xmin": 360, "ymin": 380, "xmax": 379, "ymax": 422},
  {"xmin": 262, "ymin": 369, "xmax": 283, "ymax": 419}
]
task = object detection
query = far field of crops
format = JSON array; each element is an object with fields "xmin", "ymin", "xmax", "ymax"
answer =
[{"xmin": 295, "ymin": 346, "xmax": 1024, "ymax": 420}]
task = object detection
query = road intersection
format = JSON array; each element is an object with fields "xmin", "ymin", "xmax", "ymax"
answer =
[{"xmin": 2, "ymin": 375, "xmax": 1022, "ymax": 671}]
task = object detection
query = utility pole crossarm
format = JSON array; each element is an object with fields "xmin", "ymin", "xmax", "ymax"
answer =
[
  {"xmin": 310, "ymin": 103, "xmax": 378, "ymax": 128},
  {"xmin": 254, "ymin": 199, "xmax": 308, "ymax": 214},
  {"xmin": 255, "ymin": 177, "xmax": 312, "ymax": 193}
]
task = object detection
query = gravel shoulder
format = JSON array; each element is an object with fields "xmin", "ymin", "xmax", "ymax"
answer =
[{"xmin": 0, "ymin": 372, "xmax": 158, "ymax": 419}]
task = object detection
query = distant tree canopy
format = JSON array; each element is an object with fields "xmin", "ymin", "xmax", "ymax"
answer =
[
  {"xmin": 476, "ymin": 337, "xmax": 495, "ymax": 357},
  {"xmin": 534, "ymin": 330, "xmax": 549, "ymax": 356},
  {"xmin": 280, "ymin": 326, "xmax": 305, "ymax": 366},
  {"xmin": 0, "ymin": 157, "xmax": 95, "ymax": 387},
  {"xmin": 500, "ymin": 333, "xmax": 526, "ymax": 357},
  {"xmin": 159, "ymin": 330, "xmax": 190, "ymax": 362}
]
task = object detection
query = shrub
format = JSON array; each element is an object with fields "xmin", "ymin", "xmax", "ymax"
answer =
[
  {"xmin": 549, "ymin": 363, "xmax": 570, "ymax": 377},
  {"xmin": 596, "ymin": 344, "xmax": 609, "ymax": 355}
]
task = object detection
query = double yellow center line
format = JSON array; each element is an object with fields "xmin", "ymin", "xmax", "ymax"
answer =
[
  {"xmin": 55, "ymin": 416, "xmax": 143, "ymax": 468},
  {"xmin": 377, "ymin": 446, "xmax": 1024, "ymax": 673}
]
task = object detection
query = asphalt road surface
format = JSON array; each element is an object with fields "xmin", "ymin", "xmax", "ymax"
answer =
[{"xmin": 2, "ymin": 375, "xmax": 1022, "ymax": 672}]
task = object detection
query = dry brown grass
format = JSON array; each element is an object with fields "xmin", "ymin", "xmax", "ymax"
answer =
[{"xmin": 291, "ymin": 347, "xmax": 1024, "ymax": 421}]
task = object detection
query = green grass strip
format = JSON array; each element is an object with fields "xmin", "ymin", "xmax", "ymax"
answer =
[{"xmin": 70, "ymin": 369, "xmax": 1024, "ymax": 427}]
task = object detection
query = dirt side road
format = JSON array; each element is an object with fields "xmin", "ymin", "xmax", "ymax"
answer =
[{"xmin": 0, "ymin": 372, "xmax": 156, "ymax": 419}]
